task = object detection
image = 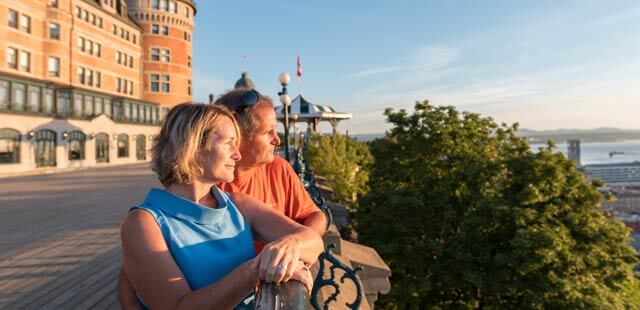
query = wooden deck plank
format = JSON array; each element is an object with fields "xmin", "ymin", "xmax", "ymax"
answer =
[
  {"xmin": 11, "ymin": 244, "xmax": 120, "ymax": 309},
  {"xmin": 0, "ymin": 228, "xmax": 119, "ymax": 295}
]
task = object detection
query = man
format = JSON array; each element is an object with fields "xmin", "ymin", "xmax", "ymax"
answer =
[{"xmin": 118, "ymin": 89, "xmax": 326, "ymax": 307}]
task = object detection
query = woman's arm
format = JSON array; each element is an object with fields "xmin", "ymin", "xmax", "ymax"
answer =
[
  {"xmin": 231, "ymin": 193, "xmax": 324, "ymax": 283},
  {"xmin": 121, "ymin": 210, "xmax": 259, "ymax": 310}
]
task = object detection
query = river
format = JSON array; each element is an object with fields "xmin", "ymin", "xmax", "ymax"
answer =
[{"xmin": 530, "ymin": 140, "xmax": 640, "ymax": 165}]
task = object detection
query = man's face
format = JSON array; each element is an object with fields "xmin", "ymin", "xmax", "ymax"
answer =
[{"xmin": 239, "ymin": 106, "xmax": 281, "ymax": 166}]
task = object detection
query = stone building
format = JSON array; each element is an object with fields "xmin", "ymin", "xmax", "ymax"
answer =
[{"xmin": 0, "ymin": 0, "xmax": 195, "ymax": 176}]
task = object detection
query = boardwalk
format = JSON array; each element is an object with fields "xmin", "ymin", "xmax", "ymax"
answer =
[{"xmin": 0, "ymin": 164, "xmax": 158, "ymax": 309}]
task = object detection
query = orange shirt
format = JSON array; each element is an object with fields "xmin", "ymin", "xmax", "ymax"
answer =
[{"xmin": 220, "ymin": 156, "xmax": 318, "ymax": 224}]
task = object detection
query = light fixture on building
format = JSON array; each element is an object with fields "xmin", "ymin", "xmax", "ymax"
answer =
[
  {"xmin": 113, "ymin": 133, "xmax": 118, "ymax": 140},
  {"xmin": 148, "ymin": 135, "xmax": 154, "ymax": 141},
  {"xmin": 88, "ymin": 133, "xmax": 95, "ymax": 140},
  {"xmin": 62, "ymin": 131, "xmax": 69, "ymax": 140},
  {"xmin": 27, "ymin": 131, "xmax": 35, "ymax": 139},
  {"xmin": 278, "ymin": 72, "xmax": 291, "ymax": 161}
]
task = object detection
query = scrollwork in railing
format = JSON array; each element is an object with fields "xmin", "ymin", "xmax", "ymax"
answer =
[
  {"xmin": 310, "ymin": 244, "xmax": 364, "ymax": 310},
  {"xmin": 305, "ymin": 183, "xmax": 332, "ymax": 231}
]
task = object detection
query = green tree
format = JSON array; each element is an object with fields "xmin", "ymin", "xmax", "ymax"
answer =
[
  {"xmin": 304, "ymin": 133, "xmax": 372, "ymax": 205},
  {"xmin": 355, "ymin": 101, "xmax": 639, "ymax": 309}
]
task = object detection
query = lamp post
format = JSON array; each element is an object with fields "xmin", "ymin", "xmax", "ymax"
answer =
[{"xmin": 278, "ymin": 72, "xmax": 291, "ymax": 161}]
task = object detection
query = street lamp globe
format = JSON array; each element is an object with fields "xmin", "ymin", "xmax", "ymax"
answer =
[
  {"xmin": 280, "ymin": 93, "xmax": 291, "ymax": 106},
  {"xmin": 278, "ymin": 72, "xmax": 290, "ymax": 86},
  {"xmin": 291, "ymin": 113, "xmax": 299, "ymax": 121}
]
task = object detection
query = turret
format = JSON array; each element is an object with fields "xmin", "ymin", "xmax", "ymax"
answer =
[{"xmin": 126, "ymin": 0, "xmax": 196, "ymax": 112}]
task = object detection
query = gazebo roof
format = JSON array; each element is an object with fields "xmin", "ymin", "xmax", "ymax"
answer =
[{"xmin": 275, "ymin": 95, "xmax": 352, "ymax": 121}]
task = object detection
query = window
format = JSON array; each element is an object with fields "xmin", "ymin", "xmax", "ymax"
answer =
[
  {"xmin": 128, "ymin": 80, "xmax": 133, "ymax": 95},
  {"xmin": 35, "ymin": 129, "xmax": 56, "ymax": 167},
  {"xmin": 48, "ymin": 57, "xmax": 60, "ymax": 77},
  {"xmin": 87, "ymin": 40, "xmax": 93, "ymax": 55},
  {"xmin": 132, "ymin": 34, "xmax": 136, "ymax": 44},
  {"xmin": 161, "ymin": 0, "xmax": 169, "ymax": 11},
  {"xmin": 129, "ymin": 55, "xmax": 133, "ymax": 68},
  {"xmin": 43, "ymin": 89, "xmax": 54, "ymax": 114},
  {"xmin": 188, "ymin": 79, "xmax": 192, "ymax": 96},
  {"xmin": 50, "ymin": 0, "xmax": 59, "ymax": 7},
  {"xmin": 116, "ymin": 51, "xmax": 121, "ymax": 64},
  {"xmin": 8, "ymin": 10, "xmax": 17, "ymax": 28},
  {"xmin": 57, "ymin": 92, "xmax": 69, "ymax": 116},
  {"xmin": 76, "ymin": 6, "xmax": 81, "ymax": 18},
  {"xmin": 95, "ymin": 72, "xmax": 101, "ymax": 88},
  {"xmin": 170, "ymin": 2, "xmax": 177, "ymax": 13},
  {"xmin": 19, "ymin": 51, "xmax": 30, "ymax": 72},
  {"xmin": 77, "ymin": 67, "xmax": 84, "ymax": 84},
  {"xmin": 6, "ymin": 48, "xmax": 17, "ymax": 69},
  {"xmin": 95, "ymin": 43, "xmax": 101, "ymax": 57},
  {"xmin": 12, "ymin": 83, "xmax": 26, "ymax": 111},
  {"xmin": 151, "ymin": 24, "xmax": 159, "ymax": 34},
  {"xmin": 0, "ymin": 128, "xmax": 21, "ymax": 164},
  {"xmin": 124, "ymin": 102, "xmax": 131, "ymax": 120},
  {"xmin": 68, "ymin": 131, "xmax": 86, "ymax": 160},
  {"xmin": 0, "ymin": 81, "xmax": 9, "ymax": 110},
  {"xmin": 117, "ymin": 134, "xmax": 129, "ymax": 158},
  {"xmin": 136, "ymin": 135, "xmax": 146, "ymax": 160},
  {"xmin": 78, "ymin": 37, "xmax": 85, "ymax": 52},
  {"xmin": 161, "ymin": 25, "xmax": 168, "ymax": 36},
  {"xmin": 28, "ymin": 85, "xmax": 40, "ymax": 112},
  {"xmin": 98, "ymin": 17, "xmax": 103, "ymax": 28},
  {"xmin": 90, "ymin": 13, "xmax": 95, "ymax": 25},
  {"xmin": 150, "ymin": 74, "xmax": 159, "ymax": 92},
  {"xmin": 86, "ymin": 69, "xmax": 92, "ymax": 86},
  {"xmin": 116, "ymin": 78, "xmax": 121, "ymax": 92},
  {"xmin": 95, "ymin": 97, "xmax": 103, "ymax": 114},
  {"xmin": 151, "ymin": 0, "xmax": 159, "ymax": 10},
  {"xmin": 104, "ymin": 99, "xmax": 112, "ymax": 117},
  {"xmin": 84, "ymin": 95, "xmax": 93, "ymax": 116},
  {"xmin": 161, "ymin": 49, "xmax": 170, "ymax": 62},
  {"xmin": 20, "ymin": 14, "xmax": 30, "ymax": 33},
  {"xmin": 185, "ymin": 7, "xmax": 189, "ymax": 17},
  {"xmin": 150, "ymin": 48, "xmax": 160, "ymax": 61},
  {"xmin": 81, "ymin": 9, "xmax": 87, "ymax": 21},
  {"xmin": 49, "ymin": 23, "xmax": 60, "ymax": 40},
  {"xmin": 161, "ymin": 75, "xmax": 170, "ymax": 92},
  {"xmin": 187, "ymin": 55, "xmax": 191, "ymax": 67},
  {"xmin": 112, "ymin": 24, "xmax": 117, "ymax": 35},
  {"xmin": 73, "ymin": 94, "xmax": 82, "ymax": 117}
]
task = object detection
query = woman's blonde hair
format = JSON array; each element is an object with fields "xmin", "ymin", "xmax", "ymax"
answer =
[{"xmin": 151, "ymin": 103, "xmax": 240, "ymax": 187}]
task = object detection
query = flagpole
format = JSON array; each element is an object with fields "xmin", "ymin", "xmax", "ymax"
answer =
[{"xmin": 296, "ymin": 52, "xmax": 302, "ymax": 95}]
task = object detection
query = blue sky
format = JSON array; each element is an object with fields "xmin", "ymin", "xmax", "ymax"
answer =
[{"xmin": 191, "ymin": 0, "xmax": 640, "ymax": 134}]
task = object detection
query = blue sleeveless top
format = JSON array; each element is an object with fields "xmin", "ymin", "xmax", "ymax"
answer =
[{"xmin": 132, "ymin": 186, "xmax": 256, "ymax": 293}]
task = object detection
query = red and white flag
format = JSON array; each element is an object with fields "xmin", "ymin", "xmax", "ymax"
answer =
[{"xmin": 296, "ymin": 53, "xmax": 302, "ymax": 78}]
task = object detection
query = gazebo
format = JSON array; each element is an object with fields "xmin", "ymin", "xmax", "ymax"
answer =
[{"xmin": 275, "ymin": 95, "xmax": 352, "ymax": 134}]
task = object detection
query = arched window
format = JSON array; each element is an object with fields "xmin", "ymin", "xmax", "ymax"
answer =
[
  {"xmin": 95, "ymin": 132, "xmax": 109, "ymax": 163},
  {"xmin": 136, "ymin": 135, "xmax": 146, "ymax": 160},
  {"xmin": 35, "ymin": 129, "xmax": 56, "ymax": 167},
  {"xmin": 0, "ymin": 128, "xmax": 20, "ymax": 164},
  {"xmin": 117, "ymin": 133, "xmax": 129, "ymax": 158},
  {"xmin": 67, "ymin": 130, "xmax": 86, "ymax": 160}
]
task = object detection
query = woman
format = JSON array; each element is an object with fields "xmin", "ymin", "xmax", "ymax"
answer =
[{"xmin": 120, "ymin": 103, "xmax": 323, "ymax": 309}]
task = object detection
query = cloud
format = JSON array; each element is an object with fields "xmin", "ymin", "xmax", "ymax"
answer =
[
  {"xmin": 346, "ymin": 65, "xmax": 402, "ymax": 78},
  {"xmin": 344, "ymin": 45, "xmax": 460, "ymax": 81}
]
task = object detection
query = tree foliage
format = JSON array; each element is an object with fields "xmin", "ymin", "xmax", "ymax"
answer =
[
  {"xmin": 355, "ymin": 101, "xmax": 639, "ymax": 309},
  {"xmin": 304, "ymin": 133, "xmax": 372, "ymax": 205}
]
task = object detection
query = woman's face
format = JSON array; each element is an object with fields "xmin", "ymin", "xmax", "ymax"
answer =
[{"xmin": 198, "ymin": 116, "xmax": 241, "ymax": 183}]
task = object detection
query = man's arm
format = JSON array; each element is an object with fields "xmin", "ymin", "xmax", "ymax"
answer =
[{"xmin": 303, "ymin": 210, "xmax": 327, "ymax": 236}]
